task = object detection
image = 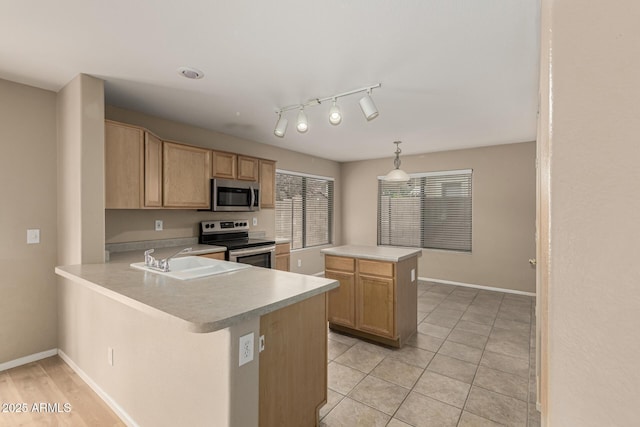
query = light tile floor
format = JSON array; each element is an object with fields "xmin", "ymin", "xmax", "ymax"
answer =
[{"xmin": 320, "ymin": 281, "xmax": 540, "ymax": 427}]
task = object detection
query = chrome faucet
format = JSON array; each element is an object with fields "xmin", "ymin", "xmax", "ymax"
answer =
[{"xmin": 144, "ymin": 247, "xmax": 192, "ymax": 272}]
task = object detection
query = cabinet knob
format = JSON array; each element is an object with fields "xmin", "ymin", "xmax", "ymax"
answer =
[{"xmin": 529, "ymin": 258, "xmax": 537, "ymax": 266}]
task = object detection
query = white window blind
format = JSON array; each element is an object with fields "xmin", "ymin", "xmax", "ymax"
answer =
[
  {"xmin": 377, "ymin": 169, "xmax": 472, "ymax": 252},
  {"xmin": 276, "ymin": 170, "xmax": 334, "ymax": 250}
]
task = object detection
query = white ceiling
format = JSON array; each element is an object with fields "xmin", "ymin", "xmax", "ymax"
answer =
[{"xmin": 1, "ymin": 0, "xmax": 540, "ymax": 162}]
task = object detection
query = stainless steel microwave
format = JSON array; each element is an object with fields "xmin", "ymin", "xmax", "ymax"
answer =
[{"xmin": 208, "ymin": 178, "xmax": 260, "ymax": 212}]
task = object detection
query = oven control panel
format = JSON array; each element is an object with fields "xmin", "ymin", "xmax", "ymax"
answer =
[{"xmin": 201, "ymin": 220, "xmax": 249, "ymax": 234}]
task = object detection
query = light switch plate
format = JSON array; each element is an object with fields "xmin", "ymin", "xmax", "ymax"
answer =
[{"xmin": 27, "ymin": 229, "xmax": 40, "ymax": 244}]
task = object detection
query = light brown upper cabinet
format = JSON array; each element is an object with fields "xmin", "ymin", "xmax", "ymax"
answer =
[
  {"xmin": 144, "ymin": 131, "xmax": 163, "ymax": 207},
  {"xmin": 163, "ymin": 141, "xmax": 211, "ymax": 208},
  {"xmin": 105, "ymin": 121, "xmax": 144, "ymax": 209},
  {"xmin": 105, "ymin": 120, "xmax": 276, "ymax": 209},
  {"xmin": 237, "ymin": 155, "xmax": 259, "ymax": 181},
  {"xmin": 211, "ymin": 150, "xmax": 237, "ymax": 179},
  {"xmin": 259, "ymin": 159, "xmax": 276, "ymax": 209}
]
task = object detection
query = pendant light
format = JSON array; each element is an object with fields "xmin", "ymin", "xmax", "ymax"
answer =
[{"xmin": 384, "ymin": 141, "xmax": 411, "ymax": 182}]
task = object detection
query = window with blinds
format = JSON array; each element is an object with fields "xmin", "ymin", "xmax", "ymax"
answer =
[
  {"xmin": 377, "ymin": 169, "xmax": 472, "ymax": 252},
  {"xmin": 276, "ymin": 170, "xmax": 334, "ymax": 250}
]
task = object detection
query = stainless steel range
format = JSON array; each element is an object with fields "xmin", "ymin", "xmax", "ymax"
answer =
[{"xmin": 199, "ymin": 220, "xmax": 276, "ymax": 268}]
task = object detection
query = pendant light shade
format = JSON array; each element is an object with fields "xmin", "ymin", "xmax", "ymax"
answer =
[
  {"xmin": 384, "ymin": 167, "xmax": 411, "ymax": 182},
  {"xmin": 384, "ymin": 141, "xmax": 410, "ymax": 182},
  {"xmin": 274, "ymin": 114, "xmax": 288, "ymax": 137},
  {"xmin": 359, "ymin": 90, "xmax": 379, "ymax": 121},
  {"xmin": 329, "ymin": 99, "xmax": 342, "ymax": 125},
  {"xmin": 296, "ymin": 108, "xmax": 308, "ymax": 133}
]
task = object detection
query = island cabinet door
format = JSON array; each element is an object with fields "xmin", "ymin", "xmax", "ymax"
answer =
[
  {"xmin": 259, "ymin": 294, "xmax": 327, "ymax": 427},
  {"xmin": 356, "ymin": 274, "xmax": 395, "ymax": 339},
  {"xmin": 325, "ymin": 270, "xmax": 356, "ymax": 328}
]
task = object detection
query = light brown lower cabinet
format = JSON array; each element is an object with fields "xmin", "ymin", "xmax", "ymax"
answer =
[
  {"xmin": 275, "ymin": 242, "xmax": 290, "ymax": 271},
  {"xmin": 198, "ymin": 252, "xmax": 225, "ymax": 260},
  {"xmin": 259, "ymin": 293, "xmax": 327, "ymax": 427},
  {"xmin": 325, "ymin": 255, "xmax": 418, "ymax": 347}
]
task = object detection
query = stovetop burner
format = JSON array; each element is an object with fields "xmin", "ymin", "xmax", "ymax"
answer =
[{"xmin": 199, "ymin": 220, "xmax": 275, "ymax": 249}]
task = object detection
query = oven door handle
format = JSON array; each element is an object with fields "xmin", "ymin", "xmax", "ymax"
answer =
[{"xmin": 229, "ymin": 245, "xmax": 276, "ymax": 257}]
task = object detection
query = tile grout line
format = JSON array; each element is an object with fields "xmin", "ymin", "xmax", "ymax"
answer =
[
  {"xmin": 324, "ymin": 284, "xmax": 535, "ymax": 426},
  {"xmin": 455, "ymin": 290, "xmax": 504, "ymax": 426}
]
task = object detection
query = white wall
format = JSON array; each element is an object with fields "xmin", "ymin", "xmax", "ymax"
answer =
[
  {"xmin": 540, "ymin": 0, "xmax": 640, "ymax": 425},
  {"xmin": 0, "ymin": 79, "xmax": 58, "ymax": 363},
  {"xmin": 57, "ymin": 73, "xmax": 105, "ymax": 265},
  {"xmin": 342, "ymin": 142, "xmax": 537, "ymax": 293}
]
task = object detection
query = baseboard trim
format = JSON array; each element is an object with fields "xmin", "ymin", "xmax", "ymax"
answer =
[
  {"xmin": 422, "ymin": 277, "xmax": 536, "ymax": 297},
  {"xmin": 58, "ymin": 350, "xmax": 138, "ymax": 427},
  {"xmin": 0, "ymin": 348, "xmax": 58, "ymax": 373}
]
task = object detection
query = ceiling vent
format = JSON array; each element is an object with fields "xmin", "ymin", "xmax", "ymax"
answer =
[{"xmin": 178, "ymin": 66, "xmax": 204, "ymax": 79}]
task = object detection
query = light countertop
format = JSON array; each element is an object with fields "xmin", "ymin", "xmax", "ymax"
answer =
[
  {"xmin": 321, "ymin": 245, "xmax": 422, "ymax": 262},
  {"xmin": 56, "ymin": 261, "xmax": 337, "ymax": 333}
]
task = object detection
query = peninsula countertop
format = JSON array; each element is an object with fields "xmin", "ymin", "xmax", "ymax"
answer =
[
  {"xmin": 55, "ymin": 261, "xmax": 338, "ymax": 333},
  {"xmin": 321, "ymin": 245, "xmax": 422, "ymax": 262}
]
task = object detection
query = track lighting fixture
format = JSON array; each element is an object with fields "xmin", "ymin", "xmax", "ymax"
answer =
[
  {"xmin": 274, "ymin": 113, "xmax": 288, "ymax": 137},
  {"xmin": 273, "ymin": 83, "xmax": 381, "ymax": 137},
  {"xmin": 359, "ymin": 89, "xmax": 379, "ymax": 121},
  {"xmin": 384, "ymin": 141, "xmax": 411, "ymax": 182},
  {"xmin": 296, "ymin": 108, "xmax": 308, "ymax": 133},
  {"xmin": 329, "ymin": 99, "xmax": 342, "ymax": 125}
]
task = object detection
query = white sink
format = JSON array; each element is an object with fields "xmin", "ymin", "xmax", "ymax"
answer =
[{"xmin": 130, "ymin": 256, "xmax": 250, "ymax": 280}]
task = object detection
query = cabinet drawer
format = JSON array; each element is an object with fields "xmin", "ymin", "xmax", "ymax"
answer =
[
  {"xmin": 325, "ymin": 256, "xmax": 355, "ymax": 272},
  {"xmin": 275, "ymin": 242, "xmax": 290, "ymax": 255},
  {"xmin": 358, "ymin": 259, "xmax": 394, "ymax": 277}
]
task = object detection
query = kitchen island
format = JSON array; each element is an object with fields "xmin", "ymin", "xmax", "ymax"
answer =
[
  {"xmin": 321, "ymin": 245, "xmax": 422, "ymax": 348},
  {"xmin": 55, "ymin": 259, "xmax": 337, "ymax": 426}
]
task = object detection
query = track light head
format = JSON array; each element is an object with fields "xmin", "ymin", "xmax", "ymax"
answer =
[
  {"xmin": 296, "ymin": 108, "xmax": 308, "ymax": 133},
  {"xmin": 329, "ymin": 99, "xmax": 342, "ymax": 125},
  {"xmin": 274, "ymin": 83, "xmax": 381, "ymax": 137},
  {"xmin": 274, "ymin": 113, "xmax": 288, "ymax": 137},
  {"xmin": 359, "ymin": 90, "xmax": 379, "ymax": 121}
]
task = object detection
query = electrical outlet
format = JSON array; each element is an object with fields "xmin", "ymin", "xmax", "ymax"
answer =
[
  {"xmin": 107, "ymin": 347, "xmax": 114, "ymax": 366},
  {"xmin": 155, "ymin": 220, "xmax": 163, "ymax": 231},
  {"xmin": 252, "ymin": 217, "xmax": 257, "ymax": 226},
  {"xmin": 297, "ymin": 259, "xmax": 302, "ymax": 268},
  {"xmin": 239, "ymin": 333, "xmax": 254, "ymax": 366}
]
